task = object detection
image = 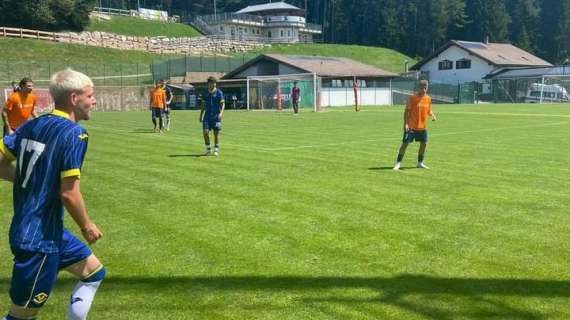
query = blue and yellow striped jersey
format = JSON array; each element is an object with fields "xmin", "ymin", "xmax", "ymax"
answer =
[{"xmin": 0, "ymin": 109, "xmax": 88, "ymax": 253}]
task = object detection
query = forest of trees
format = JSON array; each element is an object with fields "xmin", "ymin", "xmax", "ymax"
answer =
[{"xmin": 2, "ymin": 0, "xmax": 570, "ymax": 64}]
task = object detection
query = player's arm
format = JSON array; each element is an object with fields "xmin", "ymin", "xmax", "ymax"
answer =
[
  {"xmin": 199, "ymin": 98, "xmax": 205, "ymax": 122},
  {"xmin": 0, "ymin": 152, "xmax": 15, "ymax": 182},
  {"xmin": 219, "ymin": 99, "xmax": 225, "ymax": 120},
  {"xmin": 429, "ymin": 103, "xmax": 437, "ymax": 121},
  {"xmin": 60, "ymin": 176, "xmax": 102, "ymax": 244},
  {"xmin": 403, "ymin": 100, "xmax": 410, "ymax": 131},
  {"xmin": 2, "ymin": 102, "xmax": 12, "ymax": 134}
]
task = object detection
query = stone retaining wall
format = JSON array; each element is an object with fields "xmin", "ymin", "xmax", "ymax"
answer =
[{"xmin": 56, "ymin": 31, "xmax": 269, "ymax": 55}]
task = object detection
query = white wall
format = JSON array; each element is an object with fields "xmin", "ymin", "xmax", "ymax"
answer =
[
  {"xmin": 420, "ymin": 46, "xmax": 495, "ymax": 84},
  {"xmin": 320, "ymin": 88, "xmax": 391, "ymax": 107}
]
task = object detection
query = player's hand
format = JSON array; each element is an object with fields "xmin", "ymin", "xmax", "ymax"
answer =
[
  {"xmin": 404, "ymin": 124, "xmax": 409, "ymax": 132},
  {"xmin": 7, "ymin": 128, "xmax": 14, "ymax": 135},
  {"xmin": 432, "ymin": 115, "xmax": 437, "ymax": 122},
  {"xmin": 81, "ymin": 222, "xmax": 102, "ymax": 244}
]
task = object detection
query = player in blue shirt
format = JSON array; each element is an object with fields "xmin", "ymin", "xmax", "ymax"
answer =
[
  {"xmin": 0, "ymin": 69, "xmax": 105, "ymax": 320},
  {"xmin": 199, "ymin": 76, "xmax": 225, "ymax": 156}
]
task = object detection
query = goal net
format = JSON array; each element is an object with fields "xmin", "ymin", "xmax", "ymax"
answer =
[{"xmin": 246, "ymin": 73, "xmax": 318, "ymax": 111}]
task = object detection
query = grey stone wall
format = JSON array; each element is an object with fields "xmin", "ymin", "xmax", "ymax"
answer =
[{"xmin": 56, "ymin": 31, "xmax": 269, "ymax": 55}]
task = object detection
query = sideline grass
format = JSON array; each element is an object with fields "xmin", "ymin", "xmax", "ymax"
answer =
[{"xmin": 0, "ymin": 104, "xmax": 569, "ymax": 319}]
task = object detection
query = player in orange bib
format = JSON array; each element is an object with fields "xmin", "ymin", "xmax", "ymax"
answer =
[
  {"xmin": 393, "ymin": 80, "xmax": 437, "ymax": 170},
  {"xmin": 2, "ymin": 78, "xmax": 38, "ymax": 136},
  {"xmin": 149, "ymin": 80, "xmax": 167, "ymax": 133}
]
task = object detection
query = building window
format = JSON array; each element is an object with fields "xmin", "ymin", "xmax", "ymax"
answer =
[
  {"xmin": 438, "ymin": 60, "xmax": 453, "ymax": 70},
  {"xmin": 268, "ymin": 31, "xmax": 272, "ymax": 38},
  {"xmin": 332, "ymin": 80, "xmax": 343, "ymax": 87},
  {"xmin": 244, "ymin": 28, "xmax": 248, "ymax": 33},
  {"xmin": 456, "ymin": 59, "xmax": 471, "ymax": 69},
  {"xmin": 219, "ymin": 25, "xmax": 224, "ymax": 32},
  {"xmin": 281, "ymin": 30, "xmax": 284, "ymax": 37},
  {"xmin": 288, "ymin": 30, "xmax": 291, "ymax": 37}
]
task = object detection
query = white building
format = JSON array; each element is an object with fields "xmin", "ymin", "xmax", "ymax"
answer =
[
  {"xmin": 192, "ymin": 2, "xmax": 322, "ymax": 43},
  {"xmin": 411, "ymin": 40, "xmax": 552, "ymax": 85}
]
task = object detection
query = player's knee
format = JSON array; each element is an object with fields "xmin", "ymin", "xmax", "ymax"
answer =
[
  {"xmin": 9, "ymin": 304, "xmax": 39, "ymax": 319},
  {"xmin": 82, "ymin": 265, "xmax": 106, "ymax": 283}
]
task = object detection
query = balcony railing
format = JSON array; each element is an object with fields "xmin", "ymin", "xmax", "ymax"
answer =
[{"xmin": 198, "ymin": 13, "xmax": 263, "ymax": 24}]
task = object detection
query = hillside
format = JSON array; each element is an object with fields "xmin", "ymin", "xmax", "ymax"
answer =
[
  {"xmin": 0, "ymin": 38, "xmax": 183, "ymax": 86},
  {"xmin": 86, "ymin": 15, "xmax": 202, "ymax": 38},
  {"xmin": 246, "ymin": 43, "xmax": 415, "ymax": 74}
]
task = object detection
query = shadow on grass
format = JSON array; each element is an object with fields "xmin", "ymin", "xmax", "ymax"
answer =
[
  {"xmin": 168, "ymin": 154, "xmax": 204, "ymax": 157},
  {"xmin": 2, "ymin": 274, "xmax": 566, "ymax": 319},
  {"xmin": 368, "ymin": 166, "xmax": 416, "ymax": 171}
]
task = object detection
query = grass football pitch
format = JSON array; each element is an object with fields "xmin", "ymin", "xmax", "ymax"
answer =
[{"xmin": 0, "ymin": 103, "xmax": 569, "ymax": 319}]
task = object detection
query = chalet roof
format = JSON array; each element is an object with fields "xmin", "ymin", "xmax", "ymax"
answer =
[
  {"xmin": 484, "ymin": 66, "xmax": 570, "ymax": 79},
  {"xmin": 223, "ymin": 54, "xmax": 397, "ymax": 79},
  {"xmin": 411, "ymin": 40, "xmax": 552, "ymax": 70},
  {"xmin": 236, "ymin": 2, "xmax": 302, "ymax": 14}
]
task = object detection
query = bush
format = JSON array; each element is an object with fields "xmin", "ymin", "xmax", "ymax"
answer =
[{"xmin": 0, "ymin": 0, "xmax": 96, "ymax": 31}]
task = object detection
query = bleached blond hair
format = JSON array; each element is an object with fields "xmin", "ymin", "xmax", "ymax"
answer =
[{"xmin": 49, "ymin": 69, "xmax": 94, "ymax": 106}]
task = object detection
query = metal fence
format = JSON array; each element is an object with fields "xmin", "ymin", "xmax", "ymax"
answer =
[
  {"xmin": 151, "ymin": 55, "xmax": 253, "ymax": 81},
  {"xmin": 485, "ymin": 76, "xmax": 570, "ymax": 104},
  {"xmin": 0, "ymin": 60, "xmax": 153, "ymax": 87}
]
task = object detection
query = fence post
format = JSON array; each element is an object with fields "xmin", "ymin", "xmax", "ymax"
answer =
[
  {"xmin": 214, "ymin": 54, "xmax": 217, "ymax": 71},
  {"xmin": 200, "ymin": 54, "xmax": 203, "ymax": 72}
]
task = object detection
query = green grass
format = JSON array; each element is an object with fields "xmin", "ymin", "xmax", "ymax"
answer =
[
  {"xmin": 0, "ymin": 38, "xmax": 182, "ymax": 85},
  {"xmin": 246, "ymin": 43, "xmax": 415, "ymax": 73},
  {"xmin": 86, "ymin": 15, "xmax": 202, "ymax": 38},
  {"xmin": 1, "ymin": 103, "xmax": 569, "ymax": 319}
]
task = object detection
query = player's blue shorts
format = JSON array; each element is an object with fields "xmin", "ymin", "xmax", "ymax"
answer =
[
  {"xmin": 402, "ymin": 129, "xmax": 428, "ymax": 143},
  {"xmin": 151, "ymin": 108, "xmax": 163, "ymax": 118},
  {"xmin": 203, "ymin": 117, "xmax": 222, "ymax": 132},
  {"xmin": 9, "ymin": 230, "xmax": 92, "ymax": 308}
]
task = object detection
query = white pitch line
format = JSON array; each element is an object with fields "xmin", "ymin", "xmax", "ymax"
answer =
[
  {"xmin": 321, "ymin": 108, "xmax": 570, "ymax": 118},
  {"xmin": 83, "ymin": 116, "xmax": 569, "ymax": 153},
  {"xmin": 257, "ymin": 120, "xmax": 570, "ymax": 151}
]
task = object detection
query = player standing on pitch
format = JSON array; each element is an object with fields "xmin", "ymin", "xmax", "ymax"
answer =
[
  {"xmin": 291, "ymin": 81, "xmax": 300, "ymax": 115},
  {"xmin": 2, "ymin": 78, "xmax": 38, "ymax": 136},
  {"xmin": 0, "ymin": 69, "xmax": 105, "ymax": 320},
  {"xmin": 163, "ymin": 80, "xmax": 173, "ymax": 131},
  {"xmin": 199, "ymin": 76, "xmax": 225, "ymax": 156},
  {"xmin": 149, "ymin": 79, "xmax": 167, "ymax": 133},
  {"xmin": 393, "ymin": 79, "xmax": 437, "ymax": 170}
]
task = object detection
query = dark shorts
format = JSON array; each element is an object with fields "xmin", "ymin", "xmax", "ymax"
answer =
[
  {"xmin": 402, "ymin": 129, "xmax": 428, "ymax": 143},
  {"xmin": 203, "ymin": 118, "xmax": 221, "ymax": 132},
  {"xmin": 9, "ymin": 230, "xmax": 92, "ymax": 308},
  {"xmin": 151, "ymin": 108, "xmax": 163, "ymax": 118}
]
